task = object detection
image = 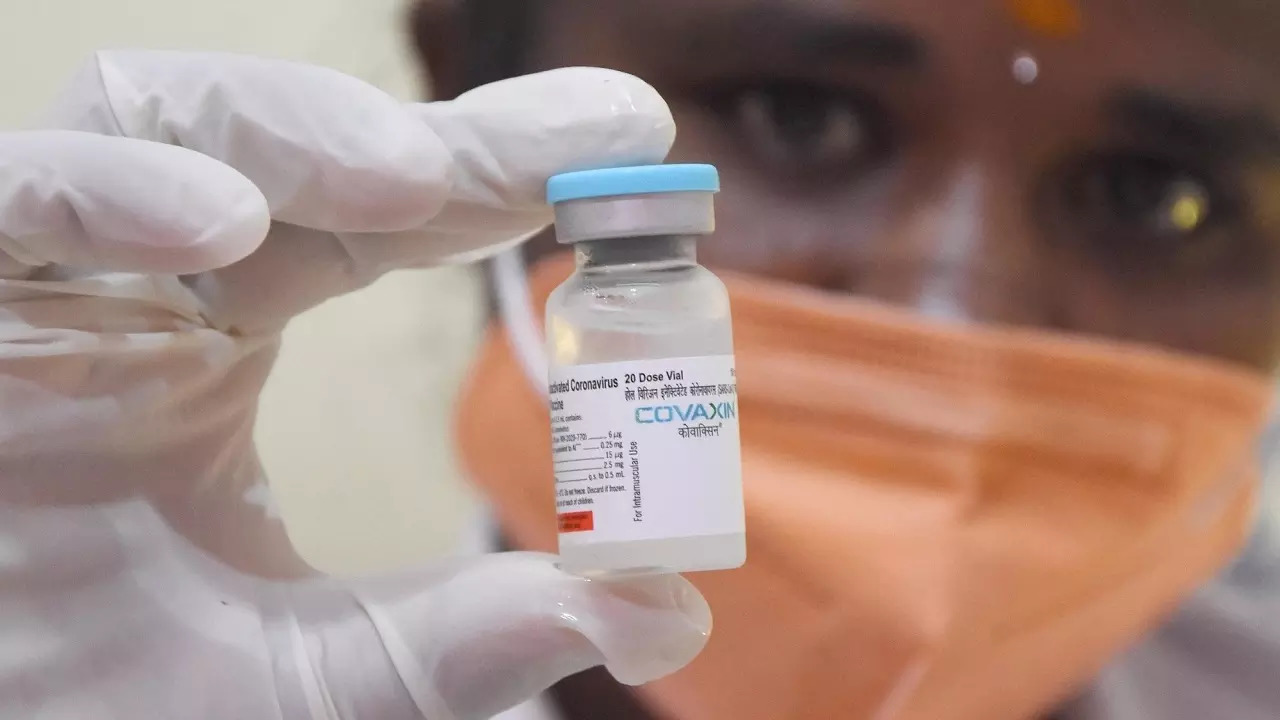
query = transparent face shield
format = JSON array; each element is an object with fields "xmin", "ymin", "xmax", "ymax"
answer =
[
  {"xmin": 466, "ymin": 2, "xmax": 1280, "ymax": 716},
  {"xmin": 491, "ymin": 0, "xmax": 1280, "ymax": 473}
]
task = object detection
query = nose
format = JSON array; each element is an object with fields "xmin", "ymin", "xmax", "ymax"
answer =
[{"xmin": 849, "ymin": 162, "xmax": 1051, "ymax": 327}]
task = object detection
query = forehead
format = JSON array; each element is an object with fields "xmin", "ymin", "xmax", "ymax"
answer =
[
  {"xmin": 533, "ymin": 0, "xmax": 1251, "ymax": 42},
  {"xmin": 530, "ymin": 0, "xmax": 1272, "ymax": 109}
]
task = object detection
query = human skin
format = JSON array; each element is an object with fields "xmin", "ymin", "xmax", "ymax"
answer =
[{"xmin": 418, "ymin": 0, "xmax": 1280, "ymax": 370}]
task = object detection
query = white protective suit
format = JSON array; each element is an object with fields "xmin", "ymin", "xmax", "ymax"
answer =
[{"xmin": 0, "ymin": 51, "xmax": 710, "ymax": 720}]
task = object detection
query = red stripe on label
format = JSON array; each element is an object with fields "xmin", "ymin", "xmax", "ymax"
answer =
[{"xmin": 558, "ymin": 511, "xmax": 595, "ymax": 533}]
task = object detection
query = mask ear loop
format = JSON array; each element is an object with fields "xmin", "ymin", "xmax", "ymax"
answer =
[
  {"xmin": 1244, "ymin": 386, "xmax": 1280, "ymax": 563},
  {"xmin": 1208, "ymin": 383, "xmax": 1280, "ymax": 585},
  {"xmin": 492, "ymin": 246, "xmax": 550, "ymax": 400}
]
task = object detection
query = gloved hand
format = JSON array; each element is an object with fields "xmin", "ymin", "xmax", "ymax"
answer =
[{"xmin": 0, "ymin": 51, "xmax": 708, "ymax": 719}]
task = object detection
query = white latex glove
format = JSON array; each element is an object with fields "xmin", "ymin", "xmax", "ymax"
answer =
[{"xmin": 0, "ymin": 51, "xmax": 708, "ymax": 720}]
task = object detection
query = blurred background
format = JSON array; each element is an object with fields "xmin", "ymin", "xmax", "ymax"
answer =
[{"xmin": 0, "ymin": 0, "xmax": 483, "ymax": 574}]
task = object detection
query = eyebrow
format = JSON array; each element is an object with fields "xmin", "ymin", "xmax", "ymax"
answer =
[
  {"xmin": 662, "ymin": 4, "xmax": 925, "ymax": 71},
  {"xmin": 1108, "ymin": 88, "xmax": 1280, "ymax": 160}
]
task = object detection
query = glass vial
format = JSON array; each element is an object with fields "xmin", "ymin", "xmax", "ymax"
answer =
[{"xmin": 544, "ymin": 164, "xmax": 746, "ymax": 575}]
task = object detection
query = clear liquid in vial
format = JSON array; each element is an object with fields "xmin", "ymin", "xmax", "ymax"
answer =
[{"xmin": 547, "ymin": 260, "xmax": 746, "ymax": 575}]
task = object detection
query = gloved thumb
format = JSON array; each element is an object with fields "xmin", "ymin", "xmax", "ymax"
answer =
[{"xmin": 347, "ymin": 553, "xmax": 711, "ymax": 720}]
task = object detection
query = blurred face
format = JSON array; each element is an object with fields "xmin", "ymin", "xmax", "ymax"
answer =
[{"xmin": 512, "ymin": 0, "xmax": 1280, "ymax": 370}]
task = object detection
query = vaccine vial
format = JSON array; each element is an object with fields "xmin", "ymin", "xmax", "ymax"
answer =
[{"xmin": 544, "ymin": 164, "xmax": 746, "ymax": 575}]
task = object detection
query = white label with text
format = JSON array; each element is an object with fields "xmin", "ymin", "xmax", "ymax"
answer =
[{"xmin": 548, "ymin": 355, "xmax": 744, "ymax": 546}]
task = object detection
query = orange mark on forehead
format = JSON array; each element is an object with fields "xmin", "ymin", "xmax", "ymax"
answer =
[{"xmin": 1008, "ymin": 0, "xmax": 1083, "ymax": 38}]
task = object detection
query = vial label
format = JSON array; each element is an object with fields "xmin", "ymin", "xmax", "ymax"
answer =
[{"xmin": 548, "ymin": 354, "xmax": 743, "ymax": 546}]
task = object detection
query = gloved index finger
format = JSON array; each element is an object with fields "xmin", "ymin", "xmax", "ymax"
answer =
[
  {"xmin": 324, "ymin": 67, "xmax": 677, "ymax": 268},
  {"xmin": 408, "ymin": 66, "xmax": 677, "ymax": 212},
  {"xmin": 0, "ymin": 130, "xmax": 269, "ymax": 275},
  {"xmin": 41, "ymin": 51, "xmax": 454, "ymax": 235}
]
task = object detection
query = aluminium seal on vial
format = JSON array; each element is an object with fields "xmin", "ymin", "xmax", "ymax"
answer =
[{"xmin": 543, "ymin": 164, "xmax": 746, "ymax": 575}]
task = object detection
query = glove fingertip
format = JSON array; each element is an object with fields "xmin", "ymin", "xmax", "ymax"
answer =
[{"xmin": 413, "ymin": 66, "xmax": 676, "ymax": 211}]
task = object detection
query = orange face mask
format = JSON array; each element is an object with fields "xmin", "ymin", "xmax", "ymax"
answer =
[{"xmin": 456, "ymin": 253, "xmax": 1272, "ymax": 720}]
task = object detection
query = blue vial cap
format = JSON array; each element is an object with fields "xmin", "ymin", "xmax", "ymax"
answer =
[{"xmin": 546, "ymin": 164, "xmax": 720, "ymax": 205}]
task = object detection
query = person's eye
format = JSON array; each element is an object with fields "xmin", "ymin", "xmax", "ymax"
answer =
[
  {"xmin": 707, "ymin": 82, "xmax": 890, "ymax": 184},
  {"xmin": 1056, "ymin": 152, "xmax": 1250, "ymax": 273}
]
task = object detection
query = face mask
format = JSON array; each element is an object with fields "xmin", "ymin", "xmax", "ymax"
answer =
[{"xmin": 456, "ymin": 251, "xmax": 1272, "ymax": 720}]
